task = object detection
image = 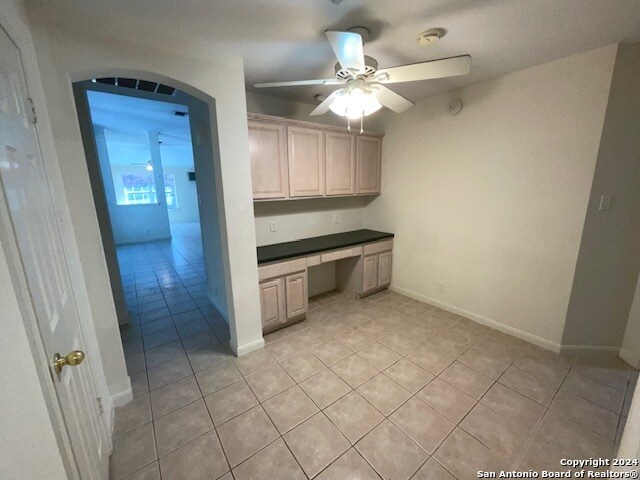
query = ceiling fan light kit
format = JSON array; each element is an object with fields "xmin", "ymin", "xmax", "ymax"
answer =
[
  {"xmin": 254, "ymin": 28, "xmax": 471, "ymax": 131},
  {"xmin": 328, "ymin": 81, "xmax": 382, "ymax": 119}
]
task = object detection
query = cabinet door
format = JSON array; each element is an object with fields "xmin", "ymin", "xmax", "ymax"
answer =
[
  {"xmin": 285, "ymin": 271, "xmax": 308, "ymax": 319},
  {"xmin": 362, "ymin": 254, "xmax": 379, "ymax": 292},
  {"xmin": 248, "ymin": 121, "xmax": 288, "ymax": 199},
  {"xmin": 325, "ymin": 131, "xmax": 356, "ymax": 196},
  {"xmin": 377, "ymin": 251, "xmax": 393, "ymax": 287},
  {"xmin": 288, "ymin": 126, "xmax": 325, "ymax": 197},
  {"xmin": 259, "ymin": 277, "xmax": 286, "ymax": 329},
  {"xmin": 356, "ymin": 135, "xmax": 382, "ymax": 194}
]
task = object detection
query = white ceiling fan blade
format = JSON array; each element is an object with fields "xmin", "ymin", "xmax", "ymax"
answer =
[
  {"xmin": 372, "ymin": 85, "xmax": 414, "ymax": 113},
  {"xmin": 377, "ymin": 55, "xmax": 471, "ymax": 84},
  {"xmin": 310, "ymin": 90, "xmax": 342, "ymax": 116},
  {"xmin": 325, "ymin": 31, "xmax": 365, "ymax": 72},
  {"xmin": 254, "ymin": 78, "xmax": 346, "ymax": 88}
]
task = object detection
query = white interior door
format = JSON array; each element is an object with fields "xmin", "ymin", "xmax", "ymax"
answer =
[{"xmin": 0, "ymin": 27, "xmax": 109, "ymax": 480}]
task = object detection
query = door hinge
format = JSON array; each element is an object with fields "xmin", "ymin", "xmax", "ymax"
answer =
[
  {"xmin": 96, "ymin": 396, "xmax": 104, "ymax": 416},
  {"xmin": 26, "ymin": 97, "xmax": 38, "ymax": 124}
]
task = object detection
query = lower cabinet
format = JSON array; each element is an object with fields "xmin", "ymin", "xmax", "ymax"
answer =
[
  {"xmin": 361, "ymin": 249, "xmax": 393, "ymax": 295},
  {"xmin": 259, "ymin": 277, "xmax": 286, "ymax": 330},
  {"xmin": 362, "ymin": 255, "xmax": 379, "ymax": 292},
  {"xmin": 285, "ymin": 272, "xmax": 307, "ymax": 319},
  {"xmin": 258, "ymin": 240, "xmax": 392, "ymax": 332},
  {"xmin": 377, "ymin": 251, "xmax": 393, "ymax": 286},
  {"xmin": 259, "ymin": 270, "xmax": 308, "ymax": 332}
]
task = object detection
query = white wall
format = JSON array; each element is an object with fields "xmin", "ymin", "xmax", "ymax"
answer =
[
  {"xmin": 562, "ymin": 44, "xmax": 640, "ymax": 349},
  {"xmin": 186, "ymin": 95, "xmax": 230, "ymax": 318},
  {"xmin": 253, "ymin": 197, "xmax": 371, "ymax": 246},
  {"xmin": 165, "ymin": 165, "xmax": 199, "ymax": 224},
  {"xmin": 365, "ymin": 45, "xmax": 617, "ymax": 349}
]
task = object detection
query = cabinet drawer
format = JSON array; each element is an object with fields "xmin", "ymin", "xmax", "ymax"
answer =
[
  {"xmin": 320, "ymin": 245, "xmax": 363, "ymax": 263},
  {"xmin": 363, "ymin": 239, "xmax": 393, "ymax": 256},
  {"xmin": 306, "ymin": 255, "xmax": 321, "ymax": 267},
  {"xmin": 258, "ymin": 258, "xmax": 307, "ymax": 281}
]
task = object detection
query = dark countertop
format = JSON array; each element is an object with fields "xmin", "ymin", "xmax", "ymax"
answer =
[{"xmin": 257, "ymin": 229, "xmax": 394, "ymax": 265}]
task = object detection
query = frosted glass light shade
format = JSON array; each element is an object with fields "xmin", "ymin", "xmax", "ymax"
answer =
[{"xmin": 329, "ymin": 88, "xmax": 382, "ymax": 119}]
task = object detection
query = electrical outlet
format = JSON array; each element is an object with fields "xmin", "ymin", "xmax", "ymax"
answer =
[
  {"xmin": 269, "ymin": 221, "xmax": 277, "ymax": 232},
  {"xmin": 437, "ymin": 283, "xmax": 445, "ymax": 293},
  {"xmin": 333, "ymin": 214, "xmax": 341, "ymax": 225}
]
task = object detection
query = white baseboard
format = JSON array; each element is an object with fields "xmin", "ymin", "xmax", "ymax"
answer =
[
  {"xmin": 111, "ymin": 384, "xmax": 133, "ymax": 408},
  {"xmin": 620, "ymin": 347, "xmax": 640, "ymax": 369},
  {"xmin": 389, "ymin": 285, "xmax": 562, "ymax": 353},
  {"xmin": 230, "ymin": 337, "xmax": 265, "ymax": 357},
  {"xmin": 116, "ymin": 234, "xmax": 171, "ymax": 246},
  {"xmin": 560, "ymin": 345, "xmax": 620, "ymax": 354},
  {"xmin": 105, "ymin": 380, "xmax": 132, "ymax": 434},
  {"xmin": 206, "ymin": 292, "xmax": 229, "ymax": 323}
]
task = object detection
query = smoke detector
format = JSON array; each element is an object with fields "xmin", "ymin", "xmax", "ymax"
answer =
[{"xmin": 417, "ymin": 28, "xmax": 446, "ymax": 46}]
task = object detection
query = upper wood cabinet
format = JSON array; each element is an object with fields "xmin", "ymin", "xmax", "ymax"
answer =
[
  {"xmin": 247, "ymin": 113, "xmax": 382, "ymax": 201},
  {"xmin": 356, "ymin": 135, "xmax": 382, "ymax": 194},
  {"xmin": 287, "ymin": 126, "xmax": 325, "ymax": 197},
  {"xmin": 325, "ymin": 131, "xmax": 356, "ymax": 196},
  {"xmin": 248, "ymin": 121, "xmax": 288, "ymax": 199}
]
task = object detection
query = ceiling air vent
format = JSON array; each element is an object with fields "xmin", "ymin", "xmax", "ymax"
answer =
[{"xmin": 92, "ymin": 78, "xmax": 177, "ymax": 96}]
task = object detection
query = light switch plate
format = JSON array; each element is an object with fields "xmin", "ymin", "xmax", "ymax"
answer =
[
  {"xmin": 599, "ymin": 195, "xmax": 613, "ymax": 211},
  {"xmin": 269, "ymin": 221, "xmax": 277, "ymax": 232}
]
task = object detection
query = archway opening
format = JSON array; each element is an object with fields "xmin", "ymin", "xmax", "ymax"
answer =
[{"xmin": 72, "ymin": 73, "xmax": 237, "ymax": 363}]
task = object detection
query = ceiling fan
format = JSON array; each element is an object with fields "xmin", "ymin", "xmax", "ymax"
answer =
[{"xmin": 255, "ymin": 28, "xmax": 471, "ymax": 129}]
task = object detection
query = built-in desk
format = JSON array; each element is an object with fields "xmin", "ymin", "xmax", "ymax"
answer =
[{"xmin": 256, "ymin": 229, "xmax": 394, "ymax": 333}]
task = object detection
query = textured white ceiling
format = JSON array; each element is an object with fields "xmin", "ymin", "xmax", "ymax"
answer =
[
  {"xmin": 87, "ymin": 90, "xmax": 194, "ymax": 167},
  {"xmin": 35, "ymin": 0, "xmax": 640, "ymax": 105}
]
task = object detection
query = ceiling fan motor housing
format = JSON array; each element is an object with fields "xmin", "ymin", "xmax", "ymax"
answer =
[{"xmin": 335, "ymin": 55, "xmax": 378, "ymax": 79}]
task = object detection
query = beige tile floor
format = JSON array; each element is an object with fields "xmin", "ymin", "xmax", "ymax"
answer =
[
  {"xmin": 114, "ymin": 292, "xmax": 638, "ymax": 480},
  {"xmin": 112, "ymin": 232, "xmax": 638, "ymax": 480}
]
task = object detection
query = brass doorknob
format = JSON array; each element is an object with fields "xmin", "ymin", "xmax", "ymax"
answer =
[{"xmin": 53, "ymin": 350, "xmax": 86, "ymax": 375}]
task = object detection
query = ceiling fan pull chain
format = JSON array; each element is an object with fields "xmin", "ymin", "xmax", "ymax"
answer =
[
  {"xmin": 360, "ymin": 113, "xmax": 364, "ymax": 134},
  {"xmin": 347, "ymin": 117, "xmax": 351, "ymax": 132}
]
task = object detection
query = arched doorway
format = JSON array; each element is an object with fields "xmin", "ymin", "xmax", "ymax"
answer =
[{"xmin": 73, "ymin": 75, "xmax": 237, "ymax": 355}]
